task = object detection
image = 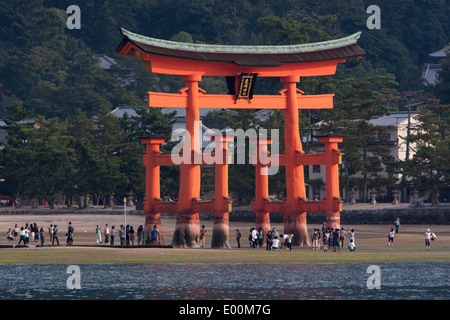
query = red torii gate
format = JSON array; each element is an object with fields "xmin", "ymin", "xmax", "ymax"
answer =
[{"xmin": 116, "ymin": 28, "xmax": 365, "ymax": 248}]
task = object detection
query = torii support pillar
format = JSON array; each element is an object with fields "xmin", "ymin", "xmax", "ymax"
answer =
[
  {"xmin": 211, "ymin": 135, "xmax": 234, "ymax": 249},
  {"xmin": 318, "ymin": 135, "xmax": 344, "ymax": 230},
  {"xmin": 282, "ymin": 75, "xmax": 309, "ymax": 246},
  {"xmin": 251, "ymin": 138, "xmax": 271, "ymax": 245},
  {"xmin": 140, "ymin": 136, "xmax": 166, "ymax": 244}
]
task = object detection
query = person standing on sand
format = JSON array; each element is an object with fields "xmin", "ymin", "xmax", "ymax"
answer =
[
  {"xmin": 104, "ymin": 224, "xmax": 110, "ymax": 244},
  {"xmin": 200, "ymin": 225, "xmax": 208, "ymax": 247},
  {"xmin": 323, "ymin": 229, "xmax": 330, "ymax": 252},
  {"xmin": 150, "ymin": 225, "xmax": 159, "ymax": 245},
  {"xmin": 332, "ymin": 228, "xmax": 340, "ymax": 252},
  {"xmin": 339, "ymin": 228, "xmax": 346, "ymax": 248},
  {"xmin": 137, "ymin": 225, "xmax": 143, "ymax": 245},
  {"xmin": 394, "ymin": 218, "xmax": 400, "ymax": 234},
  {"xmin": 67, "ymin": 221, "xmax": 74, "ymax": 245},
  {"xmin": 425, "ymin": 228, "xmax": 432, "ymax": 251},
  {"xmin": 14, "ymin": 224, "xmax": 19, "ymax": 242},
  {"xmin": 52, "ymin": 225, "xmax": 60, "ymax": 246},
  {"xmin": 251, "ymin": 227, "xmax": 259, "ymax": 248},
  {"xmin": 18, "ymin": 227, "xmax": 26, "ymax": 245},
  {"xmin": 266, "ymin": 230, "xmax": 272, "ymax": 251},
  {"xmin": 95, "ymin": 225, "xmax": 102, "ymax": 244},
  {"xmin": 287, "ymin": 231, "xmax": 294, "ymax": 251},
  {"xmin": 48, "ymin": 224, "xmax": 53, "ymax": 244},
  {"xmin": 349, "ymin": 228, "xmax": 355, "ymax": 246},
  {"xmin": 119, "ymin": 225, "xmax": 125, "ymax": 245},
  {"xmin": 129, "ymin": 226, "xmax": 135, "ymax": 245},
  {"xmin": 312, "ymin": 229, "xmax": 319, "ymax": 250},
  {"xmin": 39, "ymin": 227, "xmax": 45, "ymax": 246},
  {"xmin": 110, "ymin": 226, "xmax": 115, "ymax": 246},
  {"xmin": 235, "ymin": 228, "xmax": 241, "ymax": 248},
  {"xmin": 387, "ymin": 228, "xmax": 395, "ymax": 247}
]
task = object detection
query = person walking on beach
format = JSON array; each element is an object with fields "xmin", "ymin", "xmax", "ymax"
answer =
[
  {"xmin": 95, "ymin": 225, "xmax": 102, "ymax": 244},
  {"xmin": 387, "ymin": 228, "xmax": 395, "ymax": 247},
  {"xmin": 394, "ymin": 218, "xmax": 400, "ymax": 234},
  {"xmin": 235, "ymin": 228, "xmax": 241, "ymax": 248},
  {"xmin": 18, "ymin": 227, "xmax": 26, "ymax": 245},
  {"xmin": 52, "ymin": 225, "xmax": 60, "ymax": 246}
]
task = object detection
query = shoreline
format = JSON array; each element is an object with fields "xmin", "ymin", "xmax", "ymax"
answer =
[{"xmin": 1, "ymin": 213, "xmax": 449, "ymax": 264}]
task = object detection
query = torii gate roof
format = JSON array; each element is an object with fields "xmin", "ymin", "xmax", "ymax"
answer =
[{"xmin": 117, "ymin": 28, "xmax": 364, "ymax": 67}]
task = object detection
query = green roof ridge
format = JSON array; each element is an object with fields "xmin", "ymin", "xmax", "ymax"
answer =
[{"xmin": 120, "ymin": 28, "xmax": 362, "ymax": 54}]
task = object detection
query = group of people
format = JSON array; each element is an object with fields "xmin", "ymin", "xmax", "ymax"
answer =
[
  {"xmin": 6, "ymin": 218, "xmax": 438, "ymax": 251},
  {"xmin": 95, "ymin": 223, "xmax": 161, "ymax": 246},
  {"xmin": 311, "ymin": 224, "xmax": 356, "ymax": 252},
  {"xmin": 244, "ymin": 227, "xmax": 294, "ymax": 252},
  {"xmin": 6, "ymin": 221, "xmax": 73, "ymax": 246}
]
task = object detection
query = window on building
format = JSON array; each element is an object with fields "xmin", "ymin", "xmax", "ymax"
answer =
[{"xmin": 312, "ymin": 165, "xmax": 321, "ymax": 173}]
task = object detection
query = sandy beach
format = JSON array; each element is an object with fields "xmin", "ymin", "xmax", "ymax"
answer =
[{"xmin": 1, "ymin": 211, "xmax": 449, "ymax": 264}]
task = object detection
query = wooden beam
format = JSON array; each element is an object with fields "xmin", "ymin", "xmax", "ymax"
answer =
[{"xmin": 148, "ymin": 91, "xmax": 334, "ymax": 110}]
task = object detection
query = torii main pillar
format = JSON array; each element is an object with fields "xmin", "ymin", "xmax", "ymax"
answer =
[
  {"xmin": 172, "ymin": 74, "xmax": 203, "ymax": 248},
  {"xmin": 282, "ymin": 75, "xmax": 309, "ymax": 246}
]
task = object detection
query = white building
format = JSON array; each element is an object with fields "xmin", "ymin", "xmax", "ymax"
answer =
[{"xmin": 307, "ymin": 111, "xmax": 419, "ymax": 201}]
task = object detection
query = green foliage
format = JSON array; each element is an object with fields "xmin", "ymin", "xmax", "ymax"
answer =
[
  {"xmin": 1, "ymin": 0, "xmax": 449, "ymax": 204},
  {"xmin": 399, "ymin": 99, "xmax": 449, "ymax": 205}
]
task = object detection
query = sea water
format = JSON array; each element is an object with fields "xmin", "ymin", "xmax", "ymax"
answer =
[{"xmin": 0, "ymin": 262, "xmax": 448, "ymax": 300}]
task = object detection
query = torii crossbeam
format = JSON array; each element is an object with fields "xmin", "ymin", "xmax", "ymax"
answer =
[{"xmin": 116, "ymin": 28, "xmax": 365, "ymax": 248}]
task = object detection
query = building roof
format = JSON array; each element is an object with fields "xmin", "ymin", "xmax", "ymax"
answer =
[
  {"xmin": 429, "ymin": 45, "xmax": 450, "ymax": 59},
  {"xmin": 94, "ymin": 54, "xmax": 117, "ymax": 70},
  {"xmin": 116, "ymin": 28, "xmax": 365, "ymax": 67},
  {"xmin": 368, "ymin": 112, "xmax": 417, "ymax": 127},
  {"xmin": 421, "ymin": 63, "xmax": 442, "ymax": 85}
]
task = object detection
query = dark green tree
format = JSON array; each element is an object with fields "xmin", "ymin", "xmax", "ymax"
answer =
[{"xmin": 400, "ymin": 99, "xmax": 449, "ymax": 206}]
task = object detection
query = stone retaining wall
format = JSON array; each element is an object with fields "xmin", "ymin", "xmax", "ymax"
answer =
[{"xmin": 1, "ymin": 207, "xmax": 449, "ymax": 224}]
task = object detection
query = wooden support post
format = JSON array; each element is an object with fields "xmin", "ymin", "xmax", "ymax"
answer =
[
  {"xmin": 281, "ymin": 75, "xmax": 310, "ymax": 246},
  {"xmin": 140, "ymin": 136, "xmax": 166, "ymax": 244},
  {"xmin": 318, "ymin": 135, "xmax": 344, "ymax": 230},
  {"xmin": 211, "ymin": 135, "xmax": 234, "ymax": 249},
  {"xmin": 250, "ymin": 138, "xmax": 271, "ymax": 246}
]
